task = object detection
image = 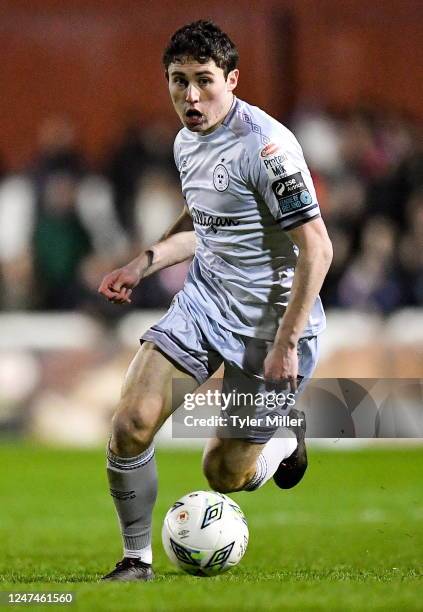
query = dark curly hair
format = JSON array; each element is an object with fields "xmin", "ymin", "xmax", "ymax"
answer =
[{"xmin": 163, "ymin": 20, "xmax": 239, "ymax": 78}]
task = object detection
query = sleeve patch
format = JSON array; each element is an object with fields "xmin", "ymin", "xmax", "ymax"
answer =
[
  {"xmin": 271, "ymin": 172, "xmax": 314, "ymax": 215},
  {"xmin": 260, "ymin": 145, "xmax": 289, "ymax": 179}
]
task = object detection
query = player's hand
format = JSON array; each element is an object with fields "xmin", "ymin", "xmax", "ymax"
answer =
[
  {"xmin": 98, "ymin": 263, "xmax": 142, "ymax": 305},
  {"xmin": 263, "ymin": 343, "xmax": 298, "ymax": 392}
]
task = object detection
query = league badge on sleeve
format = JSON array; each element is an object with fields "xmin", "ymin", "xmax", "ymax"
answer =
[{"xmin": 272, "ymin": 172, "xmax": 315, "ymax": 215}]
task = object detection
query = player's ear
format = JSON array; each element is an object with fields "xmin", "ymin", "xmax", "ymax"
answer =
[{"xmin": 226, "ymin": 69, "xmax": 239, "ymax": 92}]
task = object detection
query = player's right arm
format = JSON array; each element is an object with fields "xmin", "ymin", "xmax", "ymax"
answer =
[{"xmin": 98, "ymin": 206, "xmax": 194, "ymax": 304}]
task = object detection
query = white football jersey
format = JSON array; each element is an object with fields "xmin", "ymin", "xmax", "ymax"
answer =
[{"xmin": 173, "ymin": 97, "xmax": 326, "ymax": 341}]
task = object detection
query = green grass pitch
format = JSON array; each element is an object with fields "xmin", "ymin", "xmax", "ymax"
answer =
[{"xmin": 0, "ymin": 444, "xmax": 422, "ymax": 611}]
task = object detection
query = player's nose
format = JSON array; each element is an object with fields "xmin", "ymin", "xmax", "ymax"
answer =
[{"xmin": 185, "ymin": 84, "xmax": 200, "ymax": 103}]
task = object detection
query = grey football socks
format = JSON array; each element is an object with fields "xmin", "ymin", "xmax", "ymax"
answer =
[{"xmin": 107, "ymin": 443, "xmax": 158, "ymax": 564}]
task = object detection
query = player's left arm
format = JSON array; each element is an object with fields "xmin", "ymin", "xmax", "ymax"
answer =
[{"xmin": 263, "ymin": 216, "xmax": 333, "ymax": 387}]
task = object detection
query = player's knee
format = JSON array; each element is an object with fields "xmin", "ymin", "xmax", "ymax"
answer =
[{"xmin": 112, "ymin": 402, "xmax": 158, "ymax": 454}]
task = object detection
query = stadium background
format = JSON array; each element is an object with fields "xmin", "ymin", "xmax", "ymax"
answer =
[{"xmin": 0, "ymin": 1, "xmax": 421, "ymax": 609}]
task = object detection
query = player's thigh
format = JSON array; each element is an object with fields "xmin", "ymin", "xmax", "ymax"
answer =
[
  {"xmin": 118, "ymin": 341, "xmax": 199, "ymax": 433},
  {"xmin": 202, "ymin": 436, "xmax": 264, "ymax": 478}
]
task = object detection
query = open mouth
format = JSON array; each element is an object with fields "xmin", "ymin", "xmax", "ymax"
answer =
[
  {"xmin": 185, "ymin": 109, "xmax": 202, "ymax": 118},
  {"xmin": 185, "ymin": 109, "xmax": 204, "ymax": 126}
]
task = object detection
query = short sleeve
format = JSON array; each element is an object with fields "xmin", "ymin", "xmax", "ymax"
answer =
[{"xmin": 248, "ymin": 131, "xmax": 321, "ymax": 231}]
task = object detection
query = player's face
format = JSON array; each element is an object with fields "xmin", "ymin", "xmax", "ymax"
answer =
[{"xmin": 168, "ymin": 59, "xmax": 239, "ymax": 134}]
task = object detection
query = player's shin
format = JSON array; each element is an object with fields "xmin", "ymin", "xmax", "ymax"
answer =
[
  {"xmin": 243, "ymin": 433, "xmax": 297, "ymax": 491},
  {"xmin": 106, "ymin": 442, "xmax": 158, "ymax": 563}
]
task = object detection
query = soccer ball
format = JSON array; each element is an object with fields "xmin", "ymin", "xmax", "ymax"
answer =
[{"xmin": 162, "ymin": 490, "xmax": 249, "ymax": 576}]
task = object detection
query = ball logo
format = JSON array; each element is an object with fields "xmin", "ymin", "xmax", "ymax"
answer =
[
  {"xmin": 201, "ymin": 502, "xmax": 223, "ymax": 529},
  {"xmin": 176, "ymin": 510, "xmax": 190, "ymax": 523},
  {"xmin": 213, "ymin": 164, "xmax": 229, "ymax": 191},
  {"xmin": 260, "ymin": 143, "xmax": 280, "ymax": 158}
]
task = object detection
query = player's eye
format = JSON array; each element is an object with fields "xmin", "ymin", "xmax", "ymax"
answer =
[
  {"xmin": 173, "ymin": 77, "xmax": 187, "ymax": 87},
  {"xmin": 199, "ymin": 78, "xmax": 212, "ymax": 86}
]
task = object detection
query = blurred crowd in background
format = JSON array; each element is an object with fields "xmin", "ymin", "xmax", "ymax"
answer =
[
  {"xmin": 0, "ymin": 105, "xmax": 421, "ymax": 319},
  {"xmin": 0, "ymin": 105, "xmax": 421, "ymax": 445}
]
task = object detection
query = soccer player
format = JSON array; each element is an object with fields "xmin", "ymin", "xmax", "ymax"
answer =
[{"xmin": 99, "ymin": 20, "xmax": 332, "ymax": 581}]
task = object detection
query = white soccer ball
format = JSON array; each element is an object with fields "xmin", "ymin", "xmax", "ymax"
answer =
[{"xmin": 162, "ymin": 490, "xmax": 249, "ymax": 576}]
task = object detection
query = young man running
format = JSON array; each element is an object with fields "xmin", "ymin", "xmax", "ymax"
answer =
[{"xmin": 99, "ymin": 20, "xmax": 332, "ymax": 581}]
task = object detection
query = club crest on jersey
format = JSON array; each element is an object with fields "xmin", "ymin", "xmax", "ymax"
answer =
[{"xmin": 213, "ymin": 164, "xmax": 229, "ymax": 192}]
